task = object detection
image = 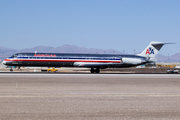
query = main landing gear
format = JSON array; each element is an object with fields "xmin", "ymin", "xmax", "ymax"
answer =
[
  {"xmin": 90, "ymin": 68, "xmax": 100, "ymax": 73},
  {"xmin": 9, "ymin": 66, "xmax": 20, "ymax": 72}
]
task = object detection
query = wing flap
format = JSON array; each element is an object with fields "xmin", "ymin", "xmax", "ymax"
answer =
[{"xmin": 73, "ymin": 62, "xmax": 114, "ymax": 68}]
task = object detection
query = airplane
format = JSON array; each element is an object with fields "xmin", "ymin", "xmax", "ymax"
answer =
[{"xmin": 2, "ymin": 41, "xmax": 172, "ymax": 73}]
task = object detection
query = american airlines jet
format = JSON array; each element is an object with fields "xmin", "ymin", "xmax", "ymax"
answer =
[{"xmin": 3, "ymin": 41, "xmax": 171, "ymax": 73}]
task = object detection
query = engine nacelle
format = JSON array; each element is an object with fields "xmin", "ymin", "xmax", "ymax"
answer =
[{"xmin": 122, "ymin": 58, "xmax": 142, "ymax": 65}]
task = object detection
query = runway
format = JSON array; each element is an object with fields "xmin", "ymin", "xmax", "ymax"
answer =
[{"xmin": 0, "ymin": 73, "xmax": 180, "ymax": 119}]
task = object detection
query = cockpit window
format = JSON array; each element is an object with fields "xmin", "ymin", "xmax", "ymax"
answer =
[
  {"xmin": 18, "ymin": 54, "xmax": 23, "ymax": 57},
  {"xmin": 11, "ymin": 54, "xmax": 18, "ymax": 58}
]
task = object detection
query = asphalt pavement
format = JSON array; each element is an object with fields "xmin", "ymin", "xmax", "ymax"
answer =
[{"xmin": 0, "ymin": 73, "xmax": 180, "ymax": 120}]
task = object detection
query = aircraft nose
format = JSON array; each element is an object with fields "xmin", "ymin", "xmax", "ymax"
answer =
[{"xmin": 2, "ymin": 60, "xmax": 6, "ymax": 65}]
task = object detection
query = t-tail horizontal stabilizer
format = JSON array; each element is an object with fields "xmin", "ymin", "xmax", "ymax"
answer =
[{"xmin": 137, "ymin": 41, "xmax": 175, "ymax": 58}]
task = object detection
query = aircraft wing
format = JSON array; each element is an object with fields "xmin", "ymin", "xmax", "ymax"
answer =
[{"xmin": 73, "ymin": 62, "xmax": 115, "ymax": 68}]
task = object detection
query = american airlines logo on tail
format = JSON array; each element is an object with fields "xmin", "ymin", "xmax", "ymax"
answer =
[{"xmin": 146, "ymin": 47, "xmax": 154, "ymax": 55}]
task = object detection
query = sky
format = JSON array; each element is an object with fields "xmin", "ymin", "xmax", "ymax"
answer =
[{"xmin": 0, "ymin": 0, "xmax": 179, "ymax": 55}]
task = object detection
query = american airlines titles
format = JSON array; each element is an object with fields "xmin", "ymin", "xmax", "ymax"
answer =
[{"xmin": 34, "ymin": 54, "xmax": 56, "ymax": 57}]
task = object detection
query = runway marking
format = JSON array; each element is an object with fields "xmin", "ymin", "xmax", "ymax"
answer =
[{"xmin": 0, "ymin": 94, "xmax": 180, "ymax": 98}]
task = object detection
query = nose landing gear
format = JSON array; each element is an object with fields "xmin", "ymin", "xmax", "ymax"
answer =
[{"xmin": 10, "ymin": 67, "xmax": 13, "ymax": 72}]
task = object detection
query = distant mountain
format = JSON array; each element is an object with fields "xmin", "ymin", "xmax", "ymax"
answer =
[
  {"xmin": 155, "ymin": 53, "xmax": 180, "ymax": 62},
  {"xmin": 20, "ymin": 46, "xmax": 54, "ymax": 53},
  {"xmin": 0, "ymin": 46, "xmax": 19, "ymax": 58},
  {"xmin": 0, "ymin": 45, "xmax": 179, "ymax": 62},
  {"xmin": 169, "ymin": 53, "xmax": 180, "ymax": 62},
  {"xmin": 0, "ymin": 46, "xmax": 18, "ymax": 54},
  {"xmin": 155, "ymin": 54, "xmax": 168, "ymax": 62},
  {"xmin": 0, "ymin": 45, "xmax": 121, "ymax": 61},
  {"xmin": 19, "ymin": 45, "xmax": 122, "ymax": 54}
]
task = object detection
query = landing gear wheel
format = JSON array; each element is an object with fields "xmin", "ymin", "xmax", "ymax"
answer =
[
  {"xmin": 90, "ymin": 68, "xmax": 94, "ymax": 73},
  {"xmin": 95, "ymin": 68, "xmax": 100, "ymax": 73}
]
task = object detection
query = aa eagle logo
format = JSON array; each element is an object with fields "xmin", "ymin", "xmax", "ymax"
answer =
[{"xmin": 146, "ymin": 47, "xmax": 154, "ymax": 55}]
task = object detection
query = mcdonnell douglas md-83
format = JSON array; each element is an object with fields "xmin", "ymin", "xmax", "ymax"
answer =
[{"xmin": 3, "ymin": 41, "xmax": 172, "ymax": 73}]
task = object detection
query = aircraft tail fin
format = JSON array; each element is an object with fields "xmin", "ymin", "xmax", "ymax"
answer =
[{"xmin": 137, "ymin": 41, "xmax": 174, "ymax": 58}]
